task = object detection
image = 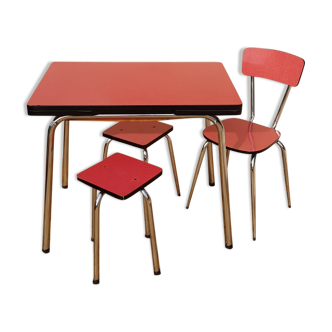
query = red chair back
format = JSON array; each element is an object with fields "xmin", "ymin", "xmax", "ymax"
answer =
[{"xmin": 242, "ymin": 48, "xmax": 305, "ymax": 87}]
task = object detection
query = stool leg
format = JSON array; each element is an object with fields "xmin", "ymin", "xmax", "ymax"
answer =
[
  {"xmin": 277, "ymin": 141, "xmax": 291, "ymax": 208},
  {"xmin": 102, "ymin": 138, "xmax": 112, "ymax": 160},
  {"xmin": 141, "ymin": 189, "xmax": 160, "ymax": 275},
  {"xmin": 91, "ymin": 139, "xmax": 112, "ymax": 241},
  {"xmin": 165, "ymin": 135, "xmax": 181, "ymax": 196},
  {"xmin": 186, "ymin": 141, "xmax": 208, "ymax": 209},
  {"xmin": 142, "ymin": 149, "xmax": 150, "ymax": 238},
  {"xmin": 93, "ymin": 192, "xmax": 104, "ymax": 284},
  {"xmin": 226, "ymin": 149, "xmax": 230, "ymax": 166}
]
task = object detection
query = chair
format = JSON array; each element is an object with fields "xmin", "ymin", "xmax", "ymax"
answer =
[
  {"xmin": 77, "ymin": 153, "xmax": 163, "ymax": 284},
  {"xmin": 186, "ymin": 48, "xmax": 305, "ymax": 240}
]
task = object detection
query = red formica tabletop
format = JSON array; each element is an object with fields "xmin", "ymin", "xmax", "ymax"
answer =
[{"xmin": 27, "ymin": 62, "xmax": 242, "ymax": 116}]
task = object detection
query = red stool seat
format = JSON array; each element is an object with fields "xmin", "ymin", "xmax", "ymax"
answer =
[
  {"xmin": 203, "ymin": 118, "xmax": 281, "ymax": 154},
  {"xmin": 103, "ymin": 121, "xmax": 173, "ymax": 149},
  {"xmin": 77, "ymin": 153, "xmax": 162, "ymax": 200}
]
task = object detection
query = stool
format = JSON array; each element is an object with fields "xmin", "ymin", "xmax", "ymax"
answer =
[
  {"xmin": 101, "ymin": 121, "xmax": 180, "ymax": 245},
  {"xmin": 77, "ymin": 153, "xmax": 163, "ymax": 284}
]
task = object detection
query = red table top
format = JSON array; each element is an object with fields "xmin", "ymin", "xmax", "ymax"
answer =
[{"xmin": 27, "ymin": 62, "xmax": 242, "ymax": 116}]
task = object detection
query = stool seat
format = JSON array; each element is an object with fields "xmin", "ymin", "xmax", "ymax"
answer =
[
  {"xmin": 103, "ymin": 121, "xmax": 173, "ymax": 149},
  {"xmin": 77, "ymin": 153, "xmax": 162, "ymax": 200}
]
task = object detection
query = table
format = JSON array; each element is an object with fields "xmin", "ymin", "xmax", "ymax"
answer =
[{"xmin": 28, "ymin": 62, "xmax": 242, "ymax": 252}]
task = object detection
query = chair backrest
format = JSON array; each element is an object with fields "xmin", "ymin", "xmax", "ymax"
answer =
[
  {"xmin": 242, "ymin": 48, "xmax": 305, "ymax": 128},
  {"xmin": 241, "ymin": 47, "xmax": 306, "ymax": 89}
]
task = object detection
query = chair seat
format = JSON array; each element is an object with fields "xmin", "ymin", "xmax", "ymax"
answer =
[
  {"xmin": 203, "ymin": 118, "xmax": 281, "ymax": 154},
  {"xmin": 103, "ymin": 121, "xmax": 173, "ymax": 149},
  {"xmin": 77, "ymin": 153, "xmax": 162, "ymax": 200}
]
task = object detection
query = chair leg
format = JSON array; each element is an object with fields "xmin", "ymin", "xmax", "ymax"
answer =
[
  {"xmin": 141, "ymin": 189, "xmax": 161, "ymax": 275},
  {"xmin": 165, "ymin": 135, "xmax": 181, "ymax": 196},
  {"xmin": 250, "ymin": 154, "xmax": 257, "ymax": 241},
  {"xmin": 184, "ymin": 141, "xmax": 209, "ymax": 211},
  {"xmin": 276, "ymin": 139, "xmax": 293, "ymax": 210},
  {"xmin": 93, "ymin": 192, "xmax": 104, "ymax": 284},
  {"xmin": 226, "ymin": 149, "xmax": 230, "ymax": 166},
  {"xmin": 91, "ymin": 189, "xmax": 97, "ymax": 241}
]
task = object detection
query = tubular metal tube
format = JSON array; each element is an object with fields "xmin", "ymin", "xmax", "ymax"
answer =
[
  {"xmin": 62, "ymin": 121, "xmax": 69, "ymax": 188},
  {"xmin": 205, "ymin": 119, "xmax": 215, "ymax": 186},
  {"xmin": 165, "ymin": 135, "xmax": 181, "ymax": 196},
  {"xmin": 141, "ymin": 189, "xmax": 161, "ymax": 275},
  {"xmin": 277, "ymin": 141, "xmax": 291, "ymax": 207},
  {"xmin": 250, "ymin": 77, "xmax": 255, "ymax": 122},
  {"xmin": 250, "ymin": 154, "xmax": 257, "ymax": 241},
  {"xmin": 103, "ymin": 139, "xmax": 112, "ymax": 160},
  {"xmin": 272, "ymin": 86, "xmax": 292, "ymax": 129}
]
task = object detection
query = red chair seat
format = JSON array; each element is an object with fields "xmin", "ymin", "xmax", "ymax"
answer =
[
  {"xmin": 203, "ymin": 118, "xmax": 281, "ymax": 154},
  {"xmin": 77, "ymin": 153, "xmax": 162, "ymax": 200},
  {"xmin": 103, "ymin": 121, "xmax": 173, "ymax": 149}
]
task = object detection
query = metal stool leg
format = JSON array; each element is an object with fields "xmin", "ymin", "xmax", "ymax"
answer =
[
  {"xmin": 165, "ymin": 135, "xmax": 181, "ymax": 196},
  {"xmin": 186, "ymin": 141, "xmax": 208, "ymax": 209},
  {"xmin": 142, "ymin": 149, "xmax": 150, "ymax": 238},
  {"xmin": 277, "ymin": 141, "xmax": 291, "ymax": 208},
  {"xmin": 93, "ymin": 192, "xmax": 105, "ymax": 284},
  {"xmin": 92, "ymin": 139, "xmax": 112, "ymax": 241},
  {"xmin": 141, "ymin": 189, "xmax": 160, "ymax": 275},
  {"xmin": 226, "ymin": 149, "xmax": 230, "ymax": 166}
]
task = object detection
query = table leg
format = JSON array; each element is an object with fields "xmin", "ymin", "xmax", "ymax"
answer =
[
  {"xmin": 42, "ymin": 118, "xmax": 60, "ymax": 253},
  {"xmin": 205, "ymin": 119, "xmax": 215, "ymax": 186},
  {"xmin": 62, "ymin": 120, "xmax": 69, "ymax": 189},
  {"xmin": 213, "ymin": 117, "xmax": 233, "ymax": 249}
]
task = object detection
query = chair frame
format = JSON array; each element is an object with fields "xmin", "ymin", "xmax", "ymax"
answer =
[{"xmin": 183, "ymin": 44, "xmax": 307, "ymax": 242}]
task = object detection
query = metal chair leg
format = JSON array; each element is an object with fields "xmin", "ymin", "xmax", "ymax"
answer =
[
  {"xmin": 226, "ymin": 149, "xmax": 230, "ymax": 166},
  {"xmin": 91, "ymin": 189, "xmax": 97, "ymax": 241},
  {"xmin": 277, "ymin": 141, "xmax": 291, "ymax": 208},
  {"xmin": 165, "ymin": 135, "xmax": 181, "ymax": 196},
  {"xmin": 141, "ymin": 189, "xmax": 160, "ymax": 275},
  {"xmin": 186, "ymin": 141, "xmax": 208, "ymax": 209},
  {"xmin": 103, "ymin": 139, "xmax": 112, "ymax": 160},
  {"xmin": 250, "ymin": 154, "xmax": 257, "ymax": 241},
  {"xmin": 93, "ymin": 192, "xmax": 105, "ymax": 285}
]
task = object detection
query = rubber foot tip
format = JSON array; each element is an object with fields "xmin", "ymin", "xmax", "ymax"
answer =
[
  {"xmin": 91, "ymin": 238, "xmax": 94, "ymax": 242},
  {"xmin": 145, "ymin": 235, "xmax": 150, "ymax": 238},
  {"xmin": 186, "ymin": 206, "xmax": 189, "ymax": 209},
  {"xmin": 253, "ymin": 238, "xmax": 256, "ymax": 241},
  {"xmin": 62, "ymin": 185, "xmax": 68, "ymax": 189},
  {"xmin": 154, "ymin": 270, "xmax": 161, "ymax": 275},
  {"xmin": 178, "ymin": 193, "xmax": 181, "ymax": 197},
  {"xmin": 42, "ymin": 249, "xmax": 50, "ymax": 254},
  {"xmin": 93, "ymin": 279, "xmax": 99, "ymax": 284},
  {"xmin": 209, "ymin": 182, "xmax": 215, "ymax": 187},
  {"xmin": 226, "ymin": 244, "xmax": 233, "ymax": 250},
  {"xmin": 288, "ymin": 206, "xmax": 291, "ymax": 208}
]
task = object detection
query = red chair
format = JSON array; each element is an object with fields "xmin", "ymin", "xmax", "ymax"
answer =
[
  {"xmin": 78, "ymin": 153, "xmax": 163, "ymax": 284},
  {"xmin": 186, "ymin": 48, "xmax": 305, "ymax": 240}
]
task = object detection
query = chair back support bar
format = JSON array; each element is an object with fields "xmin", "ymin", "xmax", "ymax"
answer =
[{"xmin": 243, "ymin": 48, "xmax": 304, "ymax": 128}]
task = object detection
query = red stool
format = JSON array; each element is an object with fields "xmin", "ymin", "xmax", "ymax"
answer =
[
  {"xmin": 102, "ymin": 121, "xmax": 180, "ymax": 196},
  {"xmin": 77, "ymin": 153, "xmax": 162, "ymax": 284},
  {"xmin": 97, "ymin": 121, "xmax": 182, "ymax": 239}
]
